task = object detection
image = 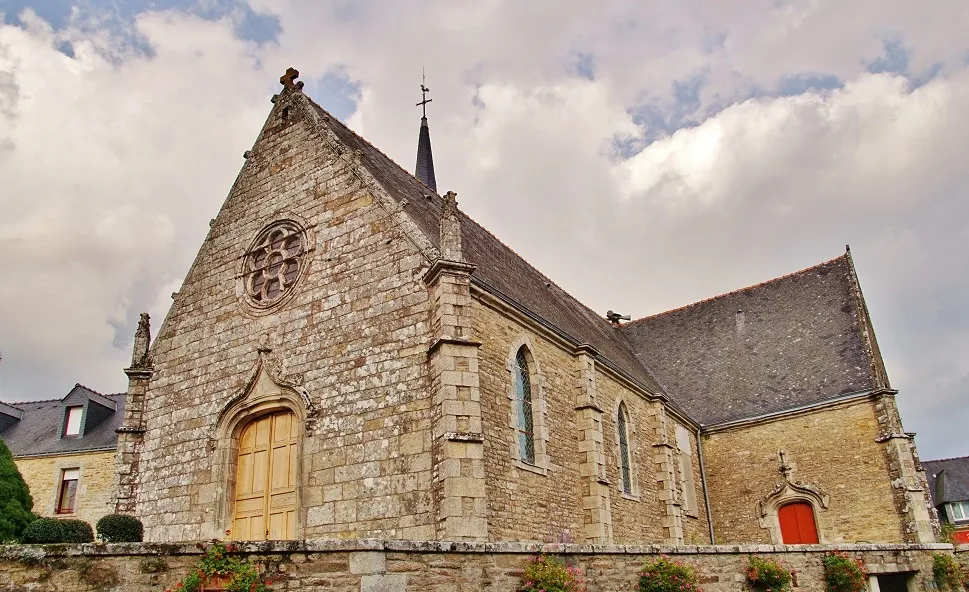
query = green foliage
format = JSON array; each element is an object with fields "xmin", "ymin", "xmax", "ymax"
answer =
[
  {"xmin": 165, "ymin": 541, "xmax": 274, "ymax": 592},
  {"xmin": 60, "ymin": 519, "xmax": 94, "ymax": 543},
  {"xmin": 746, "ymin": 556, "xmax": 792, "ymax": 591},
  {"xmin": 821, "ymin": 552, "xmax": 866, "ymax": 592},
  {"xmin": 940, "ymin": 522, "xmax": 958, "ymax": 544},
  {"xmin": 96, "ymin": 513, "xmax": 144, "ymax": 542},
  {"xmin": 21, "ymin": 518, "xmax": 93, "ymax": 543},
  {"xmin": 932, "ymin": 553, "xmax": 964, "ymax": 591},
  {"xmin": 639, "ymin": 556, "xmax": 703, "ymax": 592},
  {"xmin": 22, "ymin": 518, "xmax": 66, "ymax": 543},
  {"xmin": 517, "ymin": 555, "xmax": 587, "ymax": 592},
  {"xmin": 0, "ymin": 438, "xmax": 35, "ymax": 542}
]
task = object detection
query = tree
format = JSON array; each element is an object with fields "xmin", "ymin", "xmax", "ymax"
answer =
[{"xmin": 0, "ymin": 437, "xmax": 35, "ymax": 541}]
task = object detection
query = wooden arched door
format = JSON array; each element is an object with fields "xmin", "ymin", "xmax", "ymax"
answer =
[
  {"xmin": 778, "ymin": 502, "xmax": 819, "ymax": 544},
  {"xmin": 232, "ymin": 411, "xmax": 298, "ymax": 540}
]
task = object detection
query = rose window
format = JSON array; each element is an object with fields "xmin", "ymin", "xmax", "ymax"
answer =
[{"xmin": 244, "ymin": 221, "xmax": 306, "ymax": 306}]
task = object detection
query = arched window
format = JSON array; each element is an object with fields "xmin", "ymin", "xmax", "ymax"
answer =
[
  {"xmin": 513, "ymin": 347, "xmax": 536, "ymax": 464},
  {"xmin": 617, "ymin": 403, "xmax": 632, "ymax": 494},
  {"xmin": 778, "ymin": 501, "xmax": 819, "ymax": 544}
]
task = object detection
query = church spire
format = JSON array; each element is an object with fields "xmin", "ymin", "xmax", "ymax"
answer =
[{"xmin": 415, "ymin": 74, "xmax": 437, "ymax": 192}]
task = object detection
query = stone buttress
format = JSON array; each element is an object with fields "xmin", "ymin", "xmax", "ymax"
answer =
[
  {"xmin": 424, "ymin": 192, "xmax": 488, "ymax": 541},
  {"xmin": 573, "ymin": 345, "xmax": 613, "ymax": 543},
  {"xmin": 114, "ymin": 313, "xmax": 152, "ymax": 515}
]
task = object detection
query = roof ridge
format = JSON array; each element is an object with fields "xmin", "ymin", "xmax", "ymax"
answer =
[
  {"xmin": 73, "ymin": 382, "xmax": 108, "ymax": 397},
  {"xmin": 924, "ymin": 456, "xmax": 969, "ymax": 464},
  {"xmin": 303, "ymin": 96, "xmax": 440, "ymax": 197},
  {"xmin": 624, "ymin": 253, "xmax": 849, "ymax": 327},
  {"xmin": 1, "ymin": 397, "xmax": 64, "ymax": 405},
  {"xmin": 305, "ymin": 94, "xmax": 643, "ymax": 361}
]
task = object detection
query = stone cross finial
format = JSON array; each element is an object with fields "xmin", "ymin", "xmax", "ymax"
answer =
[
  {"xmin": 440, "ymin": 191, "xmax": 463, "ymax": 261},
  {"xmin": 130, "ymin": 313, "xmax": 151, "ymax": 369},
  {"xmin": 778, "ymin": 450, "xmax": 794, "ymax": 481},
  {"xmin": 280, "ymin": 67, "xmax": 300, "ymax": 90}
]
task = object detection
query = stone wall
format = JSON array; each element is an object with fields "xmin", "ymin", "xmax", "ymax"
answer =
[
  {"xmin": 702, "ymin": 398, "xmax": 905, "ymax": 544},
  {"xmin": 0, "ymin": 540, "xmax": 950, "ymax": 592},
  {"xmin": 15, "ymin": 451, "xmax": 116, "ymax": 528},
  {"xmin": 130, "ymin": 88, "xmax": 436, "ymax": 542}
]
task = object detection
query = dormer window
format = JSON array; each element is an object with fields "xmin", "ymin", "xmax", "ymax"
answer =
[
  {"xmin": 64, "ymin": 406, "xmax": 83, "ymax": 436},
  {"xmin": 950, "ymin": 501, "xmax": 969, "ymax": 522}
]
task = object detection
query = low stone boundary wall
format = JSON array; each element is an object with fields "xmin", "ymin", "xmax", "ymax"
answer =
[{"xmin": 0, "ymin": 540, "xmax": 952, "ymax": 591}]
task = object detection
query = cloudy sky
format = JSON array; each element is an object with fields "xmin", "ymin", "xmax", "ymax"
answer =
[{"xmin": 0, "ymin": 0, "xmax": 967, "ymax": 460}]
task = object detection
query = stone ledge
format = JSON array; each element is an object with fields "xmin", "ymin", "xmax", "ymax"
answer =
[{"xmin": 0, "ymin": 539, "xmax": 953, "ymax": 559}]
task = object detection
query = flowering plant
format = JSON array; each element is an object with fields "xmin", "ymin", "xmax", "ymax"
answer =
[
  {"xmin": 932, "ymin": 553, "xmax": 965, "ymax": 591},
  {"xmin": 746, "ymin": 556, "xmax": 792, "ymax": 591},
  {"xmin": 165, "ymin": 540, "xmax": 274, "ymax": 592},
  {"xmin": 821, "ymin": 552, "xmax": 866, "ymax": 592},
  {"xmin": 517, "ymin": 554, "xmax": 587, "ymax": 592},
  {"xmin": 639, "ymin": 556, "xmax": 703, "ymax": 592}
]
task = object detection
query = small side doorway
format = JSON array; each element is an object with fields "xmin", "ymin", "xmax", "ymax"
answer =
[
  {"xmin": 232, "ymin": 411, "xmax": 298, "ymax": 540},
  {"xmin": 873, "ymin": 573, "xmax": 912, "ymax": 592},
  {"xmin": 778, "ymin": 502, "xmax": 819, "ymax": 544}
]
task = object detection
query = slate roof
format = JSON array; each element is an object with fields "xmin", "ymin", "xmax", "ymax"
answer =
[
  {"xmin": 0, "ymin": 385, "xmax": 125, "ymax": 457},
  {"xmin": 924, "ymin": 457, "xmax": 969, "ymax": 506},
  {"xmin": 619, "ymin": 255, "xmax": 880, "ymax": 425},
  {"xmin": 308, "ymin": 98, "xmax": 665, "ymax": 395},
  {"xmin": 301, "ymin": 91, "xmax": 891, "ymax": 426}
]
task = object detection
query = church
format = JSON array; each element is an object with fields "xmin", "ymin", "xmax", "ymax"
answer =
[{"xmin": 112, "ymin": 68, "xmax": 938, "ymax": 546}]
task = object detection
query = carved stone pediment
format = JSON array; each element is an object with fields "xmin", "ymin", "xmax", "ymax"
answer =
[{"xmin": 758, "ymin": 479, "xmax": 830, "ymax": 518}]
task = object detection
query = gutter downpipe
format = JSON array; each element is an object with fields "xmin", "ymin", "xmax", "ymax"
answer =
[{"xmin": 696, "ymin": 425, "xmax": 715, "ymax": 544}]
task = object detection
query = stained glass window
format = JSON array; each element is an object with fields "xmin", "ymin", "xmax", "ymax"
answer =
[
  {"xmin": 618, "ymin": 403, "xmax": 632, "ymax": 494},
  {"xmin": 514, "ymin": 347, "xmax": 535, "ymax": 464}
]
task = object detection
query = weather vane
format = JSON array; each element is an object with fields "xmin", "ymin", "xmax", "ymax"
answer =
[{"xmin": 416, "ymin": 69, "xmax": 432, "ymax": 117}]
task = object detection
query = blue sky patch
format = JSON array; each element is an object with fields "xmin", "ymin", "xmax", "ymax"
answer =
[
  {"xmin": 302, "ymin": 67, "xmax": 362, "ymax": 122},
  {"xmin": 2, "ymin": 0, "xmax": 280, "ymax": 46}
]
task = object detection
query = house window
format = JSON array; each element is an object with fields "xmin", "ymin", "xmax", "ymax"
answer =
[
  {"xmin": 64, "ymin": 406, "xmax": 83, "ymax": 436},
  {"xmin": 950, "ymin": 501, "xmax": 969, "ymax": 521},
  {"xmin": 57, "ymin": 468, "xmax": 80, "ymax": 514},
  {"xmin": 675, "ymin": 425, "xmax": 697, "ymax": 514},
  {"xmin": 513, "ymin": 347, "xmax": 536, "ymax": 464},
  {"xmin": 617, "ymin": 403, "xmax": 632, "ymax": 494}
]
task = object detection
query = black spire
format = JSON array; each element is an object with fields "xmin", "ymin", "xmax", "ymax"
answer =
[{"xmin": 415, "ymin": 75, "xmax": 437, "ymax": 192}]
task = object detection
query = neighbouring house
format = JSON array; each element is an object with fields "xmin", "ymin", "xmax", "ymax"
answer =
[
  {"xmin": 924, "ymin": 456, "xmax": 969, "ymax": 544},
  {"xmin": 0, "ymin": 384, "xmax": 124, "ymax": 528},
  {"xmin": 109, "ymin": 68, "xmax": 938, "ymax": 547}
]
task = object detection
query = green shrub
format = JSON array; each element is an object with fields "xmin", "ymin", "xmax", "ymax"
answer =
[
  {"xmin": 932, "ymin": 553, "xmax": 963, "ymax": 591},
  {"xmin": 821, "ymin": 552, "xmax": 866, "ymax": 592},
  {"xmin": 746, "ymin": 556, "xmax": 792, "ymax": 591},
  {"xmin": 22, "ymin": 518, "xmax": 65, "ymax": 543},
  {"xmin": 164, "ymin": 541, "xmax": 275, "ymax": 592},
  {"xmin": 0, "ymin": 438, "xmax": 35, "ymax": 542},
  {"xmin": 639, "ymin": 556, "xmax": 703, "ymax": 592},
  {"xmin": 97, "ymin": 513, "xmax": 144, "ymax": 542},
  {"xmin": 517, "ymin": 554, "xmax": 587, "ymax": 592},
  {"xmin": 60, "ymin": 519, "xmax": 94, "ymax": 543},
  {"xmin": 21, "ymin": 517, "xmax": 93, "ymax": 544}
]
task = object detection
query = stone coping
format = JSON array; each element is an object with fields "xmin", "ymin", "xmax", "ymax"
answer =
[
  {"xmin": 956, "ymin": 544, "xmax": 969, "ymax": 553},
  {"xmin": 0, "ymin": 539, "xmax": 953, "ymax": 559}
]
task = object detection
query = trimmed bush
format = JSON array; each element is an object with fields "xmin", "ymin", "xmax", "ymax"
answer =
[
  {"xmin": 0, "ymin": 438, "xmax": 35, "ymax": 542},
  {"xmin": 97, "ymin": 513, "xmax": 144, "ymax": 542},
  {"xmin": 22, "ymin": 518, "xmax": 65, "ymax": 543},
  {"xmin": 21, "ymin": 517, "xmax": 93, "ymax": 543},
  {"xmin": 61, "ymin": 519, "xmax": 94, "ymax": 543}
]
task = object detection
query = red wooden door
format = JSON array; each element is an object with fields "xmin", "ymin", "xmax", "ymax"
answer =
[{"xmin": 778, "ymin": 502, "xmax": 819, "ymax": 544}]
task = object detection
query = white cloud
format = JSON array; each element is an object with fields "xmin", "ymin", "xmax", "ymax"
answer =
[{"xmin": 0, "ymin": 0, "xmax": 967, "ymax": 459}]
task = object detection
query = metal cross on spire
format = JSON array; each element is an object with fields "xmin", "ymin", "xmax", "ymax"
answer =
[{"xmin": 416, "ymin": 70, "xmax": 432, "ymax": 118}]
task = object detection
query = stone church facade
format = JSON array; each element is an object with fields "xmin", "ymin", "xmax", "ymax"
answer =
[{"xmin": 113, "ymin": 70, "xmax": 937, "ymax": 546}]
